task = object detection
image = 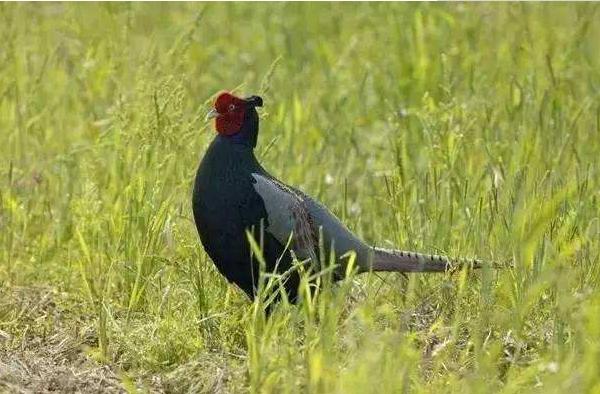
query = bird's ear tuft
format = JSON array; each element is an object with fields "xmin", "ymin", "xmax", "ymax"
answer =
[{"xmin": 246, "ymin": 95, "xmax": 263, "ymax": 107}]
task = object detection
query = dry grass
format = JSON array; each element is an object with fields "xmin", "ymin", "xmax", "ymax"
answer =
[{"xmin": 0, "ymin": 287, "xmax": 122, "ymax": 393}]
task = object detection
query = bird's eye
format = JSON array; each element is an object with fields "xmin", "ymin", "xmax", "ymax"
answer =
[{"xmin": 228, "ymin": 104, "xmax": 236, "ymax": 112}]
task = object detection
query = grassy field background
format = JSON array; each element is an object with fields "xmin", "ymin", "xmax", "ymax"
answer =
[{"xmin": 1, "ymin": 3, "xmax": 600, "ymax": 392}]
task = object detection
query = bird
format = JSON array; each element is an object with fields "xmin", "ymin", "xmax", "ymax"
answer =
[{"xmin": 192, "ymin": 91, "xmax": 481, "ymax": 304}]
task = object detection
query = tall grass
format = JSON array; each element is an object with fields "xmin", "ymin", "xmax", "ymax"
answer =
[{"xmin": 1, "ymin": 3, "xmax": 599, "ymax": 392}]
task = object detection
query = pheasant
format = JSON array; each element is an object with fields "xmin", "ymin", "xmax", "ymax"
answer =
[{"xmin": 192, "ymin": 92, "xmax": 481, "ymax": 303}]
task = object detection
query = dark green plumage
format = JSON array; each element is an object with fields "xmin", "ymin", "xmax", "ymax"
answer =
[{"xmin": 192, "ymin": 100, "xmax": 300, "ymax": 301}]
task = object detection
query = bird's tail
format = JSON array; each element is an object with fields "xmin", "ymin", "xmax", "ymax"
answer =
[{"xmin": 369, "ymin": 247, "xmax": 482, "ymax": 273}]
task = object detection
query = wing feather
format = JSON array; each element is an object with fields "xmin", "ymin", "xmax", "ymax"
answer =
[
  {"xmin": 251, "ymin": 173, "xmax": 318, "ymax": 262},
  {"xmin": 252, "ymin": 173, "xmax": 372, "ymax": 272}
]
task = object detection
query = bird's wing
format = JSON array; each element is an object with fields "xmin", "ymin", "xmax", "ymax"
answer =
[
  {"xmin": 250, "ymin": 173, "xmax": 319, "ymax": 263},
  {"xmin": 291, "ymin": 188, "xmax": 372, "ymax": 267},
  {"xmin": 252, "ymin": 173, "xmax": 372, "ymax": 271}
]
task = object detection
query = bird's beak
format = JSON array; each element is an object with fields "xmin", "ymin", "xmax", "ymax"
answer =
[{"xmin": 205, "ymin": 108, "xmax": 219, "ymax": 122}]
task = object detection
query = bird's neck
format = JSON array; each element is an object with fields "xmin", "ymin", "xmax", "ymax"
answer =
[
  {"xmin": 215, "ymin": 133, "xmax": 256, "ymax": 150},
  {"xmin": 224, "ymin": 132, "xmax": 255, "ymax": 146},
  {"xmin": 225, "ymin": 107, "xmax": 259, "ymax": 147}
]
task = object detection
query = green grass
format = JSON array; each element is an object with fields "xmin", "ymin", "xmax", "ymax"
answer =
[{"xmin": 1, "ymin": 2, "xmax": 600, "ymax": 392}]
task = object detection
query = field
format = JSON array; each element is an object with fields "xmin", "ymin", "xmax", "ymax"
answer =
[{"xmin": 1, "ymin": 3, "xmax": 600, "ymax": 393}]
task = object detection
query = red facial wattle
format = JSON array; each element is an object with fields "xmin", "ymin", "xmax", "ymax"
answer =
[{"xmin": 213, "ymin": 92, "xmax": 246, "ymax": 136}]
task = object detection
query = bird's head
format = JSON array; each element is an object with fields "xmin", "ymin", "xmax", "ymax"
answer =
[{"xmin": 206, "ymin": 91, "xmax": 263, "ymax": 147}]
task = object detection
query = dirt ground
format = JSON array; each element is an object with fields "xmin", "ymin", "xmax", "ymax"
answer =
[
  {"xmin": 0, "ymin": 286, "xmax": 127, "ymax": 393},
  {"xmin": 0, "ymin": 286, "xmax": 245, "ymax": 393}
]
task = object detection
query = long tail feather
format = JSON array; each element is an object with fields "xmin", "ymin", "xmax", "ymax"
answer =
[{"xmin": 369, "ymin": 247, "xmax": 482, "ymax": 273}]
